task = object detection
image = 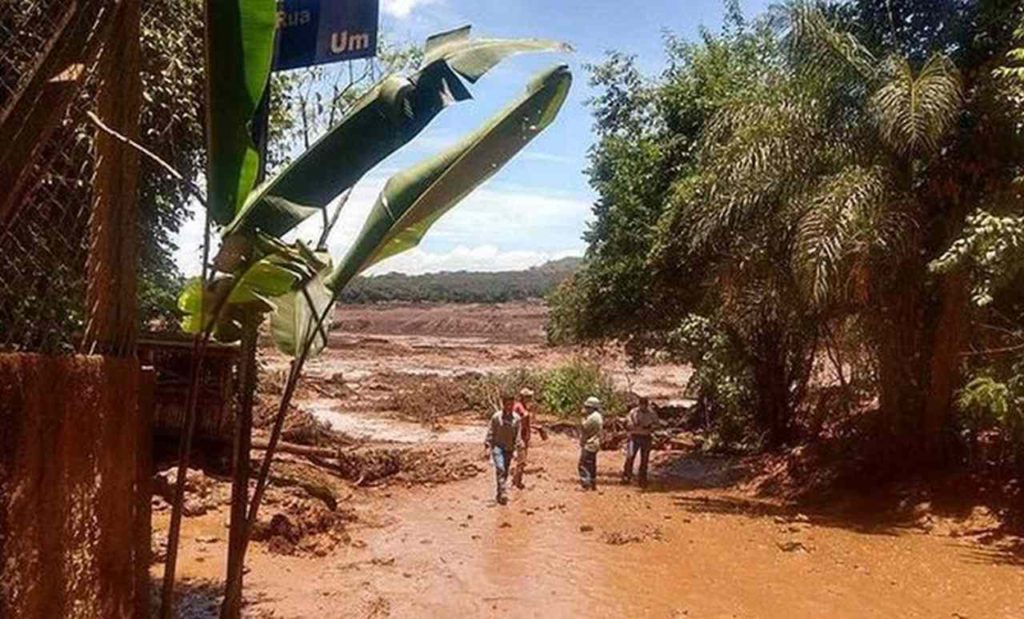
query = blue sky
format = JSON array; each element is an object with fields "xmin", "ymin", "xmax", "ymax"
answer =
[{"xmin": 175, "ymin": 0, "xmax": 772, "ymax": 276}]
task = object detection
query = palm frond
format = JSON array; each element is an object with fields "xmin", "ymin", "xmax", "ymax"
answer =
[
  {"xmin": 869, "ymin": 54, "xmax": 962, "ymax": 157},
  {"xmin": 787, "ymin": 3, "xmax": 877, "ymax": 84},
  {"xmin": 793, "ymin": 165, "xmax": 890, "ymax": 305},
  {"xmin": 691, "ymin": 90, "xmax": 826, "ymax": 253}
]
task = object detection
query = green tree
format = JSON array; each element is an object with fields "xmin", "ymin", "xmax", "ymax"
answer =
[{"xmin": 552, "ymin": 0, "xmax": 1024, "ymax": 459}]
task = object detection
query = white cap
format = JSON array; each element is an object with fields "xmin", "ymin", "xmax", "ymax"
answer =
[
  {"xmin": 519, "ymin": 387, "xmax": 535, "ymax": 398},
  {"xmin": 584, "ymin": 396, "xmax": 601, "ymax": 409}
]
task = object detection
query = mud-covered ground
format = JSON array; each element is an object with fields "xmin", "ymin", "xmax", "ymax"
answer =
[{"xmin": 154, "ymin": 301, "xmax": 1024, "ymax": 618}]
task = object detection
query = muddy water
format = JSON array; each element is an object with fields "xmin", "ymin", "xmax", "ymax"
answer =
[
  {"xmin": 307, "ymin": 398, "xmax": 482, "ymax": 444},
  {"xmin": 209, "ymin": 436, "xmax": 1024, "ymax": 619}
]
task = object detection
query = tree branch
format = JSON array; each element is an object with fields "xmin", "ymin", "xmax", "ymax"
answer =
[{"xmin": 86, "ymin": 111, "xmax": 207, "ymax": 208}]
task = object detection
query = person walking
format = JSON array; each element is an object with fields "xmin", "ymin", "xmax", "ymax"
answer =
[
  {"xmin": 485, "ymin": 393, "xmax": 522, "ymax": 505},
  {"xmin": 578, "ymin": 396, "xmax": 604, "ymax": 490},
  {"xmin": 512, "ymin": 387, "xmax": 547, "ymax": 489},
  {"xmin": 622, "ymin": 395, "xmax": 658, "ymax": 487}
]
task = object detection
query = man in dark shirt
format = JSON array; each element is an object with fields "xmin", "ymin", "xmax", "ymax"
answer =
[{"xmin": 484, "ymin": 393, "xmax": 521, "ymax": 505}]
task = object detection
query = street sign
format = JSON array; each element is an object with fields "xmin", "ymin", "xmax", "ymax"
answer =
[{"xmin": 275, "ymin": 0, "xmax": 380, "ymax": 71}]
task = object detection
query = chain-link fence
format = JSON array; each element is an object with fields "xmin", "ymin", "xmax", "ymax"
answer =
[{"xmin": 0, "ymin": 1, "xmax": 112, "ymax": 353}]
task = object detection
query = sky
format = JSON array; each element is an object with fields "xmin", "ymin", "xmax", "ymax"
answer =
[{"xmin": 174, "ymin": 0, "xmax": 772, "ymax": 277}]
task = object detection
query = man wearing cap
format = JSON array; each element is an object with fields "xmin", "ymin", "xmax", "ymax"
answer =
[
  {"xmin": 485, "ymin": 393, "xmax": 522, "ymax": 505},
  {"xmin": 578, "ymin": 396, "xmax": 604, "ymax": 490},
  {"xmin": 512, "ymin": 387, "xmax": 546, "ymax": 489},
  {"xmin": 622, "ymin": 395, "xmax": 658, "ymax": 487}
]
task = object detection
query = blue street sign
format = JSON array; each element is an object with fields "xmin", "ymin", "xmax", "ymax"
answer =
[{"xmin": 275, "ymin": 0, "xmax": 379, "ymax": 71}]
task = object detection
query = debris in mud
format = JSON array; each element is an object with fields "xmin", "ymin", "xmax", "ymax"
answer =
[
  {"xmin": 579, "ymin": 524, "xmax": 594, "ymax": 533},
  {"xmin": 601, "ymin": 526, "xmax": 664, "ymax": 545},
  {"xmin": 153, "ymin": 466, "xmax": 227, "ymax": 517},
  {"xmin": 384, "ymin": 371, "xmax": 485, "ymax": 424},
  {"xmin": 326, "ymin": 444, "xmax": 484, "ymax": 486},
  {"xmin": 152, "ymin": 533, "xmax": 168, "ymax": 564},
  {"xmin": 248, "ymin": 459, "xmax": 359, "ymax": 556},
  {"xmin": 251, "ymin": 496, "xmax": 355, "ymax": 557},
  {"xmin": 254, "ymin": 398, "xmax": 352, "ymax": 449},
  {"xmin": 777, "ymin": 540, "xmax": 811, "ymax": 553}
]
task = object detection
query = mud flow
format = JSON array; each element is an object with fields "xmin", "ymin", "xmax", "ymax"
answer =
[{"xmin": 155, "ymin": 302, "xmax": 1024, "ymax": 618}]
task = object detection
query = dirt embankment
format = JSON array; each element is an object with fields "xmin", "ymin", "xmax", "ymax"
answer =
[{"xmin": 333, "ymin": 301, "xmax": 550, "ymax": 344}]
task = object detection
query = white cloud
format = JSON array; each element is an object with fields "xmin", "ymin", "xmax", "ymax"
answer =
[
  {"xmin": 521, "ymin": 151, "xmax": 578, "ymax": 166},
  {"xmin": 381, "ymin": 0, "xmax": 440, "ymax": 19},
  {"xmin": 174, "ymin": 172, "xmax": 594, "ymax": 278},
  {"xmin": 365, "ymin": 245, "xmax": 583, "ymax": 275}
]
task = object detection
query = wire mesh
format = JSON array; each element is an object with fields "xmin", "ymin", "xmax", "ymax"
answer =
[{"xmin": 0, "ymin": 1, "xmax": 103, "ymax": 353}]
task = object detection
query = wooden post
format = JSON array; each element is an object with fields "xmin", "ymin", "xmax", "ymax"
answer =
[
  {"xmin": 135, "ymin": 366, "xmax": 155, "ymax": 619},
  {"xmin": 221, "ymin": 318, "xmax": 258, "ymax": 619},
  {"xmin": 83, "ymin": 0, "xmax": 141, "ymax": 357},
  {"xmin": 220, "ymin": 54, "xmax": 273, "ymax": 618}
]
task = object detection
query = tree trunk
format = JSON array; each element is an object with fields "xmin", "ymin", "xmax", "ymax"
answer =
[
  {"xmin": 751, "ymin": 329, "xmax": 793, "ymax": 450},
  {"xmin": 875, "ymin": 264, "xmax": 966, "ymax": 469},
  {"xmin": 83, "ymin": 0, "xmax": 141, "ymax": 357},
  {"xmin": 922, "ymin": 273, "xmax": 967, "ymax": 464}
]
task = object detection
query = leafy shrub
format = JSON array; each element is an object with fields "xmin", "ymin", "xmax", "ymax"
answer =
[
  {"xmin": 670, "ymin": 315, "xmax": 758, "ymax": 449},
  {"xmin": 540, "ymin": 358, "xmax": 625, "ymax": 418},
  {"xmin": 957, "ymin": 370, "xmax": 1024, "ymax": 463}
]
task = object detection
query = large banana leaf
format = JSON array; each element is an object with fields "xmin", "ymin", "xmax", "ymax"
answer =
[
  {"xmin": 205, "ymin": 0, "xmax": 278, "ymax": 225},
  {"xmin": 270, "ymin": 259, "xmax": 334, "ymax": 357},
  {"xmin": 324, "ymin": 64, "xmax": 572, "ymax": 293},
  {"xmin": 222, "ymin": 27, "xmax": 569, "ymax": 239}
]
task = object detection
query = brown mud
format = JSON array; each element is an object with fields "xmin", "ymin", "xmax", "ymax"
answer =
[{"xmin": 154, "ymin": 302, "xmax": 1024, "ymax": 618}]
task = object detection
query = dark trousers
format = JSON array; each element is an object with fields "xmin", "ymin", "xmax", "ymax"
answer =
[
  {"xmin": 578, "ymin": 449, "xmax": 598, "ymax": 489},
  {"xmin": 623, "ymin": 434, "xmax": 652, "ymax": 485}
]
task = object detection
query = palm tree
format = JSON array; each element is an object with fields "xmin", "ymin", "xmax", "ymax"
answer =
[{"xmin": 666, "ymin": 1, "xmax": 1021, "ymax": 464}]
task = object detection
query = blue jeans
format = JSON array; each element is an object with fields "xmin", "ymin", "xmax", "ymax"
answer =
[
  {"xmin": 492, "ymin": 446, "xmax": 513, "ymax": 499},
  {"xmin": 578, "ymin": 449, "xmax": 597, "ymax": 489},
  {"xmin": 623, "ymin": 434, "xmax": 652, "ymax": 485}
]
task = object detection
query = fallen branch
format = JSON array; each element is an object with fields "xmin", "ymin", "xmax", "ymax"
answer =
[{"xmin": 251, "ymin": 439, "xmax": 341, "ymax": 460}]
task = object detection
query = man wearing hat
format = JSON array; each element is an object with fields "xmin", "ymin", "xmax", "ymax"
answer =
[{"xmin": 578, "ymin": 396, "xmax": 604, "ymax": 490}]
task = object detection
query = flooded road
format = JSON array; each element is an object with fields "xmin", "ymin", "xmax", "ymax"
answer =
[{"xmin": 186, "ymin": 435, "xmax": 1024, "ymax": 618}]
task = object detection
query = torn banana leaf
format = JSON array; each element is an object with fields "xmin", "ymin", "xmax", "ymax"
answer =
[
  {"xmin": 205, "ymin": 0, "xmax": 278, "ymax": 225},
  {"xmin": 223, "ymin": 27, "xmax": 569, "ymax": 239},
  {"xmin": 325, "ymin": 64, "xmax": 572, "ymax": 294}
]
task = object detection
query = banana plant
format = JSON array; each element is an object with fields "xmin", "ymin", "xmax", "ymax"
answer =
[
  {"xmin": 180, "ymin": 24, "xmax": 571, "ymax": 351},
  {"xmin": 168, "ymin": 5, "xmax": 572, "ymax": 617}
]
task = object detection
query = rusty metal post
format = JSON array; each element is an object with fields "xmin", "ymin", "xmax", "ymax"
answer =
[{"xmin": 83, "ymin": 0, "xmax": 141, "ymax": 357}]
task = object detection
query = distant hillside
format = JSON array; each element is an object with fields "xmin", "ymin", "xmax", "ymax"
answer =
[{"xmin": 338, "ymin": 257, "xmax": 581, "ymax": 304}]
